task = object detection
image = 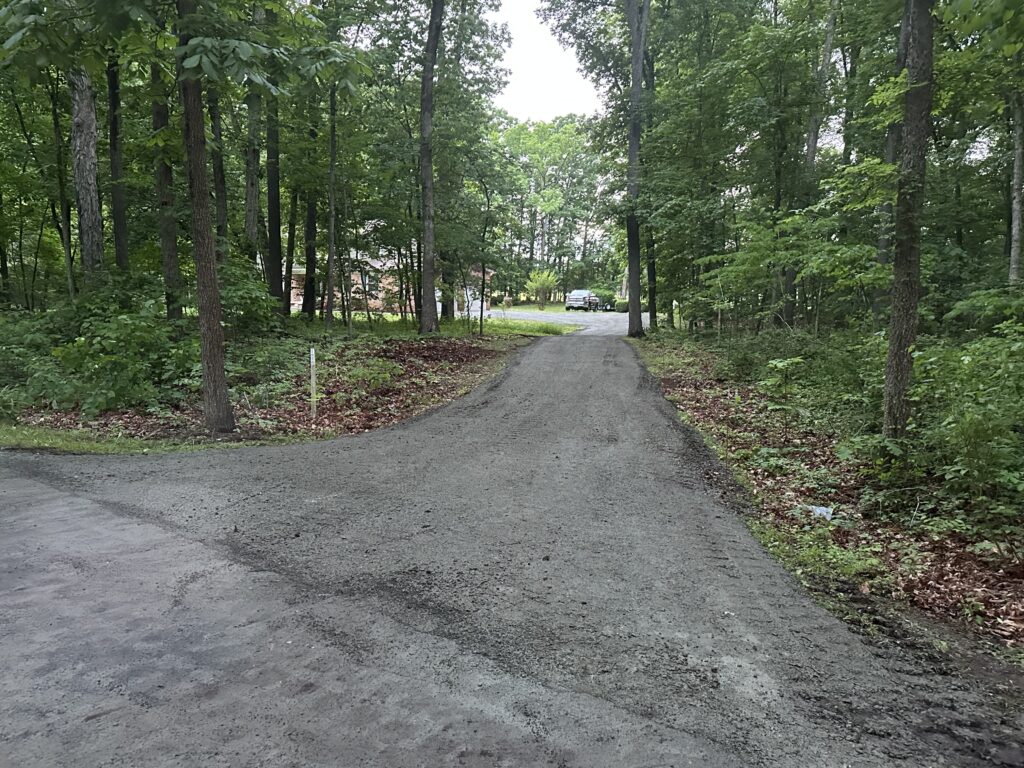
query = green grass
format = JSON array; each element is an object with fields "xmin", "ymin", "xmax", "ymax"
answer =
[
  {"xmin": 279, "ymin": 315, "xmax": 575, "ymax": 338},
  {"xmin": 500, "ymin": 303, "xmax": 568, "ymax": 313},
  {"xmin": 0, "ymin": 424, "xmax": 188, "ymax": 455}
]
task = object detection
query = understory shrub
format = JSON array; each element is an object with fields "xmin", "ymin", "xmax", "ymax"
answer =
[
  {"xmin": 705, "ymin": 324, "xmax": 1023, "ymax": 547},
  {"xmin": 27, "ymin": 299, "xmax": 198, "ymax": 415}
]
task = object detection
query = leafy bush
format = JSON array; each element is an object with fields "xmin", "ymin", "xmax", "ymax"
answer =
[
  {"xmin": 900, "ymin": 323, "xmax": 1024, "ymax": 536},
  {"xmin": 219, "ymin": 260, "xmax": 279, "ymax": 336},
  {"xmin": 27, "ymin": 300, "xmax": 199, "ymax": 415},
  {"xmin": 615, "ymin": 299, "xmax": 629, "ymax": 313},
  {"xmin": 944, "ymin": 288, "xmax": 1024, "ymax": 334}
]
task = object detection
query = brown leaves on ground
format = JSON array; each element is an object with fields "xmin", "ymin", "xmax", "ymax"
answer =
[
  {"xmin": 22, "ymin": 337, "xmax": 512, "ymax": 445},
  {"xmin": 650, "ymin": 342, "xmax": 1023, "ymax": 648}
]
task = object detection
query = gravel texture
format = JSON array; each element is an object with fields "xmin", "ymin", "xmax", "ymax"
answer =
[{"xmin": 2, "ymin": 329, "xmax": 1022, "ymax": 767}]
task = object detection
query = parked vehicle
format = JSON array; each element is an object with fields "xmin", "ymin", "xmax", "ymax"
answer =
[{"xmin": 565, "ymin": 289, "xmax": 600, "ymax": 311}]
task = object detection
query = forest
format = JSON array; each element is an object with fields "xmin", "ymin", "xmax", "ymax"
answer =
[{"xmin": 0, "ymin": 1, "xmax": 1022, "ymax": 642}]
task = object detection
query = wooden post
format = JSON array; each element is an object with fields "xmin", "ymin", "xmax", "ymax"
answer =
[{"xmin": 310, "ymin": 346, "xmax": 317, "ymax": 421}]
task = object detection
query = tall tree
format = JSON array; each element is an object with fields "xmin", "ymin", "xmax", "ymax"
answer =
[
  {"xmin": 68, "ymin": 66, "xmax": 104, "ymax": 275},
  {"xmin": 207, "ymin": 87, "xmax": 229, "ymax": 261},
  {"xmin": 1011, "ymin": 92, "xmax": 1022, "ymax": 285},
  {"xmin": 106, "ymin": 55, "xmax": 129, "ymax": 271},
  {"xmin": 882, "ymin": 0, "xmax": 934, "ymax": 438},
  {"xmin": 177, "ymin": 0, "xmax": 235, "ymax": 433},
  {"xmin": 419, "ymin": 0, "xmax": 445, "ymax": 334},
  {"xmin": 625, "ymin": 0, "xmax": 651, "ymax": 338},
  {"xmin": 326, "ymin": 81, "xmax": 339, "ymax": 324},
  {"xmin": 151, "ymin": 60, "xmax": 183, "ymax": 320}
]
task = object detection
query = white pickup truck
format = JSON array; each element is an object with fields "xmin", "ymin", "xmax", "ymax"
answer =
[{"xmin": 565, "ymin": 289, "xmax": 600, "ymax": 311}]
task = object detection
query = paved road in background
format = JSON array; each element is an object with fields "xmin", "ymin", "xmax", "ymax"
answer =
[
  {"xmin": 494, "ymin": 307, "xmax": 629, "ymax": 335},
  {"xmin": 2, "ymin": 335, "xmax": 1021, "ymax": 767}
]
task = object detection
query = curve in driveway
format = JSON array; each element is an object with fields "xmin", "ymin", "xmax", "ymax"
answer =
[{"xmin": 1, "ymin": 335, "xmax": 1021, "ymax": 767}]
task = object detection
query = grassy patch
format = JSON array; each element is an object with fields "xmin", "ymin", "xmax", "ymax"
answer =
[
  {"xmin": 499, "ymin": 303, "xmax": 568, "ymax": 313},
  {"xmin": 0, "ymin": 424, "xmax": 187, "ymax": 455}
]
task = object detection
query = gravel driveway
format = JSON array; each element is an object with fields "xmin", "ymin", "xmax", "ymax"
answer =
[{"xmin": 2, "ymin": 334, "xmax": 1021, "ymax": 767}]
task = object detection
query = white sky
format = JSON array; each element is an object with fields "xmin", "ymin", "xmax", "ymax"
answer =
[{"xmin": 490, "ymin": 1, "xmax": 602, "ymax": 122}]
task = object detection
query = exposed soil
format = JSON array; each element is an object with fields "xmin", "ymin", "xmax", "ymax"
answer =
[{"xmin": 2, "ymin": 334, "xmax": 1022, "ymax": 767}]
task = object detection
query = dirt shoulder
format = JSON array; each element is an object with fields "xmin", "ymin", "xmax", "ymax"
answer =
[{"xmin": 631, "ymin": 334, "xmax": 1024, "ymax": 660}]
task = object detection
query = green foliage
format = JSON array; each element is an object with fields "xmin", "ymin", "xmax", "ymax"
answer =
[
  {"xmin": 750, "ymin": 517, "xmax": 888, "ymax": 589},
  {"xmin": 705, "ymin": 325, "xmax": 1024, "ymax": 550},
  {"xmin": 30, "ymin": 301, "xmax": 197, "ymax": 416},
  {"xmin": 525, "ymin": 269, "xmax": 558, "ymax": 308},
  {"xmin": 615, "ymin": 299, "xmax": 629, "ymax": 313},
  {"xmin": 218, "ymin": 260, "xmax": 279, "ymax": 336}
]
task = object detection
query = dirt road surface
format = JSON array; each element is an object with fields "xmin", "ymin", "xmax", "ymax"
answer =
[{"xmin": 2, "ymin": 330, "xmax": 1022, "ymax": 767}]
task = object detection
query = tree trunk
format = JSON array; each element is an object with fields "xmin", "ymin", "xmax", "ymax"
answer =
[
  {"xmin": 207, "ymin": 87, "xmax": 229, "ymax": 261},
  {"xmin": 0, "ymin": 192, "xmax": 8, "ymax": 302},
  {"xmin": 804, "ymin": 0, "xmax": 839, "ymax": 176},
  {"xmin": 302, "ymin": 191, "xmax": 318, "ymax": 319},
  {"xmin": 877, "ymin": 11, "xmax": 912, "ymax": 266},
  {"xmin": 106, "ymin": 55, "xmax": 129, "ymax": 271},
  {"xmin": 625, "ymin": 0, "xmax": 651, "ymax": 338},
  {"xmin": 68, "ymin": 67, "xmax": 104, "ymax": 275},
  {"xmin": 244, "ymin": 87, "xmax": 261, "ymax": 265},
  {"xmin": 284, "ymin": 188, "xmax": 298, "ymax": 315},
  {"xmin": 152, "ymin": 62, "xmax": 183, "ymax": 320},
  {"xmin": 418, "ymin": 0, "xmax": 445, "ymax": 334},
  {"xmin": 326, "ymin": 83, "xmax": 338, "ymax": 323},
  {"xmin": 1010, "ymin": 90, "xmax": 1022, "ymax": 285},
  {"xmin": 645, "ymin": 227, "xmax": 657, "ymax": 330},
  {"xmin": 45, "ymin": 73, "xmax": 75, "ymax": 298},
  {"xmin": 266, "ymin": 88, "xmax": 284, "ymax": 306},
  {"xmin": 883, "ymin": 0, "xmax": 933, "ymax": 440},
  {"xmin": 178, "ymin": 0, "xmax": 235, "ymax": 434}
]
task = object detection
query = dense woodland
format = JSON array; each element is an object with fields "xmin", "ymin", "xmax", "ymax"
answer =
[{"xmin": 0, "ymin": 2, "xmax": 1022, "ymax": 583}]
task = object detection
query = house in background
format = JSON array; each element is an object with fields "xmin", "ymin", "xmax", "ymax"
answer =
[{"xmin": 287, "ymin": 249, "xmax": 492, "ymax": 317}]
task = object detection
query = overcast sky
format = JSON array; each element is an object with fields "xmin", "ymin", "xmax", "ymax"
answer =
[{"xmin": 490, "ymin": 1, "xmax": 602, "ymax": 122}]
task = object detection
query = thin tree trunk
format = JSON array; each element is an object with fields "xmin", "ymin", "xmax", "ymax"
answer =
[
  {"xmin": 12, "ymin": 84, "xmax": 74, "ymax": 297},
  {"xmin": 266, "ymin": 87, "xmax": 284, "ymax": 306},
  {"xmin": 479, "ymin": 185, "xmax": 491, "ymax": 336},
  {"xmin": 645, "ymin": 227, "xmax": 657, "ymax": 330},
  {"xmin": 625, "ymin": 0, "xmax": 651, "ymax": 338},
  {"xmin": 418, "ymin": 0, "xmax": 445, "ymax": 334},
  {"xmin": 342, "ymin": 183, "xmax": 354, "ymax": 332},
  {"xmin": 302, "ymin": 191, "xmax": 318, "ymax": 319},
  {"xmin": 45, "ymin": 74, "xmax": 75, "ymax": 298},
  {"xmin": 244, "ymin": 87, "xmax": 261, "ymax": 264},
  {"xmin": 283, "ymin": 188, "xmax": 298, "ymax": 315},
  {"xmin": 883, "ymin": 0, "xmax": 933, "ymax": 439},
  {"xmin": 877, "ymin": 11, "xmax": 912, "ymax": 266},
  {"xmin": 841, "ymin": 44, "xmax": 860, "ymax": 167},
  {"xmin": 326, "ymin": 83, "xmax": 338, "ymax": 323},
  {"xmin": 106, "ymin": 55, "xmax": 129, "ymax": 271},
  {"xmin": 0, "ymin": 191, "xmax": 7, "ymax": 302},
  {"xmin": 1010, "ymin": 91, "xmax": 1022, "ymax": 285},
  {"xmin": 178, "ymin": 0, "xmax": 235, "ymax": 433},
  {"xmin": 804, "ymin": 0, "xmax": 839, "ymax": 175},
  {"xmin": 152, "ymin": 62, "xmax": 183, "ymax": 320},
  {"xmin": 68, "ymin": 66, "xmax": 104, "ymax": 275},
  {"xmin": 207, "ymin": 87, "xmax": 229, "ymax": 261}
]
